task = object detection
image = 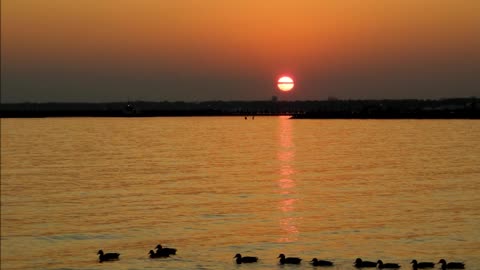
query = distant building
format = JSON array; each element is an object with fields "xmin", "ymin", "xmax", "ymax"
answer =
[
  {"xmin": 327, "ymin": 96, "xmax": 339, "ymax": 101},
  {"xmin": 272, "ymin": 95, "xmax": 278, "ymax": 102}
]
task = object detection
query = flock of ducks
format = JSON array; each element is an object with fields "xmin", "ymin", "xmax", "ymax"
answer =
[{"xmin": 97, "ymin": 246, "xmax": 465, "ymax": 269}]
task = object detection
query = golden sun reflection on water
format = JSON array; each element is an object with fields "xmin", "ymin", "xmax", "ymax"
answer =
[{"xmin": 277, "ymin": 116, "xmax": 300, "ymax": 243}]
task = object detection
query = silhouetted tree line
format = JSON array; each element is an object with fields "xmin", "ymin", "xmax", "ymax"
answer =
[{"xmin": 0, "ymin": 98, "xmax": 478, "ymax": 119}]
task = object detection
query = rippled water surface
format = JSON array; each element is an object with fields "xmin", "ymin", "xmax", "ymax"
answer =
[{"xmin": 1, "ymin": 117, "xmax": 480, "ymax": 270}]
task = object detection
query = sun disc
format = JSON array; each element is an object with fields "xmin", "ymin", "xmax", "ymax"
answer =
[{"xmin": 277, "ymin": 76, "xmax": 294, "ymax": 91}]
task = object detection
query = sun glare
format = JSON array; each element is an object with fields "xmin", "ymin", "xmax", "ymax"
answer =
[{"xmin": 277, "ymin": 76, "xmax": 294, "ymax": 91}]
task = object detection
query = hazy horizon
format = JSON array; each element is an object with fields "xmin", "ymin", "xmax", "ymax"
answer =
[
  {"xmin": 1, "ymin": 96, "xmax": 479, "ymax": 105},
  {"xmin": 2, "ymin": 1, "xmax": 480, "ymax": 103}
]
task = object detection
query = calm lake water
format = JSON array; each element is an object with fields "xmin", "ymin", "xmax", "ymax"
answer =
[{"xmin": 1, "ymin": 117, "xmax": 479, "ymax": 270}]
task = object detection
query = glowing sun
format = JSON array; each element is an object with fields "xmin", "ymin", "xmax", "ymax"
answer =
[{"xmin": 277, "ymin": 76, "xmax": 294, "ymax": 91}]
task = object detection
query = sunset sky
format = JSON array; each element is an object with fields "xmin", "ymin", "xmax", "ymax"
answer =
[{"xmin": 2, "ymin": 0, "xmax": 480, "ymax": 102}]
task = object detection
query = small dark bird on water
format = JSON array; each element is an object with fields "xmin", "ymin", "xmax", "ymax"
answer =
[
  {"xmin": 354, "ymin": 258, "xmax": 377, "ymax": 268},
  {"xmin": 311, "ymin": 258, "xmax": 334, "ymax": 266},
  {"xmin": 149, "ymin": 250, "xmax": 169, "ymax": 258},
  {"xmin": 411, "ymin": 260, "xmax": 435, "ymax": 269},
  {"xmin": 377, "ymin": 260, "xmax": 401, "ymax": 269},
  {"xmin": 278, "ymin": 254, "xmax": 302, "ymax": 264},
  {"xmin": 155, "ymin": 244, "xmax": 177, "ymax": 255},
  {"xmin": 233, "ymin": 253, "xmax": 258, "ymax": 264},
  {"xmin": 438, "ymin": 259, "xmax": 465, "ymax": 269},
  {"xmin": 97, "ymin": 250, "xmax": 120, "ymax": 262}
]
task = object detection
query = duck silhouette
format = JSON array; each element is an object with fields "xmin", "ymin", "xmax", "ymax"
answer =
[
  {"xmin": 278, "ymin": 254, "xmax": 302, "ymax": 264},
  {"xmin": 411, "ymin": 260, "xmax": 434, "ymax": 269},
  {"xmin": 354, "ymin": 258, "xmax": 377, "ymax": 268},
  {"xmin": 438, "ymin": 259, "xmax": 465, "ymax": 269},
  {"xmin": 149, "ymin": 250, "xmax": 169, "ymax": 258},
  {"xmin": 311, "ymin": 258, "xmax": 334, "ymax": 266},
  {"xmin": 233, "ymin": 253, "xmax": 258, "ymax": 264},
  {"xmin": 155, "ymin": 244, "xmax": 177, "ymax": 255},
  {"xmin": 377, "ymin": 260, "xmax": 401, "ymax": 269},
  {"xmin": 97, "ymin": 250, "xmax": 120, "ymax": 262}
]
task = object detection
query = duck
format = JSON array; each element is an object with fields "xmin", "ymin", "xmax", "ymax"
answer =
[
  {"xmin": 233, "ymin": 253, "xmax": 258, "ymax": 264},
  {"xmin": 411, "ymin": 260, "xmax": 435, "ymax": 269},
  {"xmin": 437, "ymin": 259, "xmax": 465, "ymax": 269},
  {"xmin": 155, "ymin": 244, "xmax": 177, "ymax": 255},
  {"xmin": 97, "ymin": 250, "xmax": 120, "ymax": 262},
  {"xmin": 278, "ymin": 254, "xmax": 302, "ymax": 264},
  {"xmin": 354, "ymin": 258, "xmax": 378, "ymax": 268},
  {"xmin": 149, "ymin": 250, "xmax": 169, "ymax": 258},
  {"xmin": 377, "ymin": 260, "xmax": 401, "ymax": 269},
  {"xmin": 311, "ymin": 258, "xmax": 334, "ymax": 266}
]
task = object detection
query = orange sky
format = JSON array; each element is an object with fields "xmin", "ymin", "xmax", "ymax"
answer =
[{"xmin": 2, "ymin": 0, "xmax": 480, "ymax": 101}]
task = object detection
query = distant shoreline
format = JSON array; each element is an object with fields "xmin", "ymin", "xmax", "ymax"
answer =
[
  {"xmin": 1, "ymin": 98, "xmax": 479, "ymax": 119},
  {"xmin": 1, "ymin": 112, "xmax": 479, "ymax": 119}
]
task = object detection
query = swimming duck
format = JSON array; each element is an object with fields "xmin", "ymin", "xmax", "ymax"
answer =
[
  {"xmin": 411, "ymin": 260, "xmax": 434, "ymax": 269},
  {"xmin": 311, "ymin": 258, "xmax": 334, "ymax": 266},
  {"xmin": 233, "ymin": 253, "xmax": 258, "ymax": 264},
  {"xmin": 155, "ymin": 244, "xmax": 177, "ymax": 255},
  {"xmin": 97, "ymin": 250, "xmax": 120, "ymax": 262},
  {"xmin": 278, "ymin": 254, "xmax": 302, "ymax": 264},
  {"xmin": 377, "ymin": 260, "xmax": 401, "ymax": 269},
  {"xmin": 149, "ymin": 250, "xmax": 169, "ymax": 258},
  {"xmin": 354, "ymin": 258, "xmax": 377, "ymax": 268},
  {"xmin": 438, "ymin": 259, "xmax": 465, "ymax": 269}
]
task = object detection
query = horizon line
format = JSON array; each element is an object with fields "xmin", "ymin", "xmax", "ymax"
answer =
[{"xmin": 1, "ymin": 96, "xmax": 478, "ymax": 105}]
